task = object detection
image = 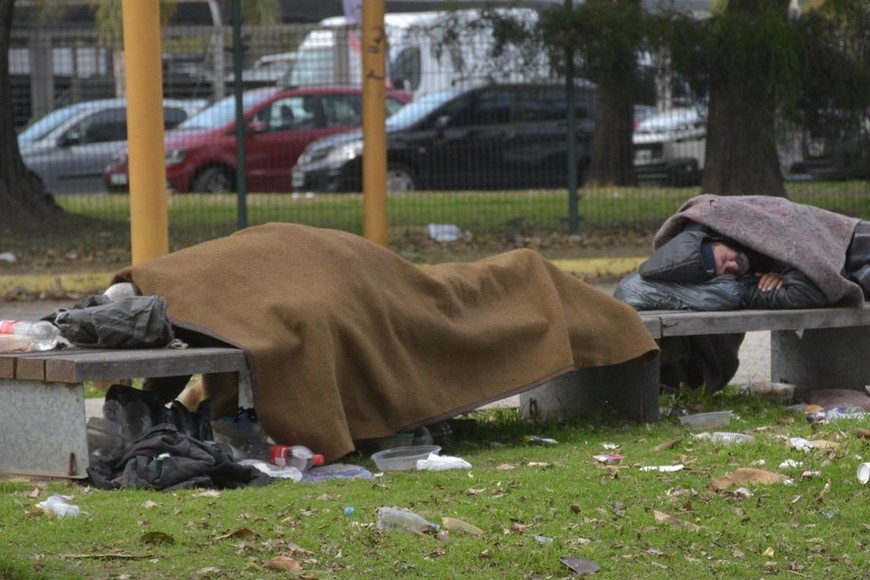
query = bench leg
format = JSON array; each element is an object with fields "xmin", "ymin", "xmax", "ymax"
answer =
[
  {"xmin": 771, "ymin": 327, "xmax": 870, "ymax": 392},
  {"xmin": 519, "ymin": 356, "xmax": 660, "ymax": 423},
  {"xmin": 0, "ymin": 379, "xmax": 90, "ymax": 478}
]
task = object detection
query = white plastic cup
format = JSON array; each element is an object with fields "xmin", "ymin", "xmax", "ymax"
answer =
[{"xmin": 857, "ymin": 463, "xmax": 870, "ymax": 485}]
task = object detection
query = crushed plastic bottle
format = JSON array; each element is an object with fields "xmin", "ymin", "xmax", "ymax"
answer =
[
  {"xmin": 0, "ymin": 319, "xmax": 60, "ymax": 352},
  {"xmin": 37, "ymin": 494, "xmax": 81, "ymax": 518},
  {"xmin": 376, "ymin": 507, "xmax": 439, "ymax": 534},
  {"xmin": 269, "ymin": 444, "xmax": 325, "ymax": 471}
]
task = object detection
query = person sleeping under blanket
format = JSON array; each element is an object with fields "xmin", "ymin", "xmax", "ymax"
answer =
[
  {"xmin": 107, "ymin": 222, "xmax": 659, "ymax": 463},
  {"xmin": 614, "ymin": 194, "xmax": 870, "ymax": 393}
]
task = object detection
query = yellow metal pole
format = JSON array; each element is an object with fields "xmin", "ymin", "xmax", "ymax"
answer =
[
  {"xmin": 122, "ymin": 0, "xmax": 169, "ymax": 263},
  {"xmin": 361, "ymin": 0, "xmax": 388, "ymax": 246}
]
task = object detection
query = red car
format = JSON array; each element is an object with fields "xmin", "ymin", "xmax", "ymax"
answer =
[{"xmin": 103, "ymin": 86, "xmax": 412, "ymax": 193}]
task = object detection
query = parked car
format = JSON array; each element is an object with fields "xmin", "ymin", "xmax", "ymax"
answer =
[
  {"xmin": 18, "ymin": 98, "xmax": 206, "ymax": 195},
  {"xmin": 788, "ymin": 110, "xmax": 870, "ymax": 181},
  {"xmin": 291, "ymin": 82, "xmax": 597, "ymax": 193},
  {"xmin": 632, "ymin": 106, "xmax": 705, "ymax": 186},
  {"xmin": 103, "ymin": 86, "xmax": 412, "ymax": 194}
]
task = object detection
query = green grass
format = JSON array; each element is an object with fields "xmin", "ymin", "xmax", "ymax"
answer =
[
  {"xmin": 2, "ymin": 388, "xmax": 869, "ymax": 578},
  {"xmin": 4, "ymin": 180, "xmax": 864, "ymax": 259}
]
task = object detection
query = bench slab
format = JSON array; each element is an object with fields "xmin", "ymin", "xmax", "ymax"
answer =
[{"xmin": 0, "ymin": 347, "xmax": 249, "ymax": 479}]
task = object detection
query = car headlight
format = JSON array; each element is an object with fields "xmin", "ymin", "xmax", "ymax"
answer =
[
  {"xmin": 324, "ymin": 141, "xmax": 363, "ymax": 166},
  {"xmin": 165, "ymin": 148, "xmax": 187, "ymax": 165}
]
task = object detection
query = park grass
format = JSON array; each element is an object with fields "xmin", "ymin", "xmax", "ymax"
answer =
[
  {"xmin": 2, "ymin": 387, "xmax": 869, "ymax": 578},
  {"xmin": 4, "ymin": 180, "xmax": 866, "ymax": 259}
]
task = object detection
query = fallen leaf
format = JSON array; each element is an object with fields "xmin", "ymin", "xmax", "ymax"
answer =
[
  {"xmin": 561, "ymin": 556, "xmax": 600, "ymax": 575},
  {"xmin": 652, "ymin": 437, "xmax": 682, "ymax": 452},
  {"xmin": 816, "ymin": 479, "xmax": 832, "ymax": 502},
  {"xmin": 652, "ymin": 510, "xmax": 702, "ymax": 531},
  {"xmin": 496, "ymin": 463, "xmax": 517, "ymax": 471},
  {"xmin": 856, "ymin": 428, "xmax": 870, "ymax": 439},
  {"xmin": 27, "ymin": 488, "xmax": 41, "ymax": 499},
  {"xmin": 193, "ymin": 490, "xmax": 221, "ymax": 498},
  {"xmin": 763, "ymin": 547, "xmax": 775, "ymax": 557},
  {"xmin": 441, "ymin": 517, "xmax": 484, "ymax": 536},
  {"xmin": 215, "ymin": 528, "xmax": 257, "ymax": 540},
  {"xmin": 570, "ymin": 502, "xmax": 582, "ymax": 513},
  {"xmin": 139, "ymin": 531, "xmax": 175, "ymax": 545},
  {"xmin": 264, "ymin": 555, "xmax": 303, "ymax": 572},
  {"xmin": 143, "ymin": 500, "xmax": 158, "ymax": 509},
  {"xmin": 710, "ymin": 468, "xmax": 790, "ymax": 491}
]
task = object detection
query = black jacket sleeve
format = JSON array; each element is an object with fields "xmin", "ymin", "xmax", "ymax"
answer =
[{"xmin": 739, "ymin": 267, "xmax": 829, "ymax": 309}]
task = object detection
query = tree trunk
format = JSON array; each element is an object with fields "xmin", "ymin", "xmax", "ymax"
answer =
[
  {"xmin": 702, "ymin": 0, "xmax": 789, "ymax": 197},
  {"xmin": 0, "ymin": 0, "xmax": 63, "ymax": 230},
  {"xmin": 587, "ymin": 77, "xmax": 637, "ymax": 187},
  {"xmin": 585, "ymin": 0, "xmax": 641, "ymax": 187}
]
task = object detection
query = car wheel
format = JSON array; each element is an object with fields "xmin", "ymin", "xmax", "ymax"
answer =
[
  {"xmin": 192, "ymin": 167, "xmax": 234, "ymax": 193},
  {"xmin": 386, "ymin": 165, "xmax": 416, "ymax": 193}
]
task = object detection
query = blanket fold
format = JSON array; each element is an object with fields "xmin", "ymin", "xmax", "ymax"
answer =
[{"xmin": 114, "ymin": 223, "xmax": 657, "ymax": 461}]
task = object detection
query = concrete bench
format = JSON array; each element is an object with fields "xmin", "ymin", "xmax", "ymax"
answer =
[
  {"xmin": 520, "ymin": 305, "xmax": 870, "ymax": 423},
  {"xmin": 5, "ymin": 305, "xmax": 868, "ymax": 478},
  {"xmin": 0, "ymin": 347, "xmax": 249, "ymax": 479}
]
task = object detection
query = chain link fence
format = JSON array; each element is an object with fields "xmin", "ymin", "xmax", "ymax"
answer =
[{"xmin": 5, "ymin": 20, "xmax": 869, "ymax": 258}]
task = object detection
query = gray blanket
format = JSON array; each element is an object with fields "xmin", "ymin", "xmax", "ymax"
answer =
[{"xmin": 654, "ymin": 195, "xmax": 863, "ymax": 306}]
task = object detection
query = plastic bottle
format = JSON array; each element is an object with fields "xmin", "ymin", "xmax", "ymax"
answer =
[
  {"xmin": 0, "ymin": 319, "xmax": 60, "ymax": 351},
  {"xmin": 824, "ymin": 407, "xmax": 866, "ymax": 421},
  {"xmin": 376, "ymin": 507, "xmax": 440, "ymax": 533},
  {"xmin": 269, "ymin": 444, "xmax": 324, "ymax": 471}
]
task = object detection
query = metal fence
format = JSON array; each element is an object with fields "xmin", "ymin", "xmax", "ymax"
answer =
[{"xmin": 6, "ymin": 21, "xmax": 870, "ymax": 257}]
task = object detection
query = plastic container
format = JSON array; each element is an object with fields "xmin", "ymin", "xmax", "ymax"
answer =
[
  {"xmin": 371, "ymin": 445, "xmax": 442, "ymax": 471},
  {"xmin": 857, "ymin": 463, "xmax": 870, "ymax": 484},
  {"xmin": 748, "ymin": 381, "xmax": 796, "ymax": 401},
  {"xmin": 269, "ymin": 444, "xmax": 324, "ymax": 471},
  {"xmin": 678, "ymin": 411, "xmax": 733, "ymax": 430},
  {"xmin": 0, "ymin": 319, "xmax": 60, "ymax": 352}
]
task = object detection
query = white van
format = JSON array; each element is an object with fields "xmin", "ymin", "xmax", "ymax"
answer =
[{"xmin": 288, "ymin": 9, "xmax": 552, "ymax": 97}]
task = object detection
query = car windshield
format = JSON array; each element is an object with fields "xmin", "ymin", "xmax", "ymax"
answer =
[
  {"xmin": 18, "ymin": 104, "xmax": 92, "ymax": 142},
  {"xmin": 177, "ymin": 90, "xmax": 277, "ymax": 130},
  {"xmin": 386, "ymin": 90, "xmax": 460, "ymax": 131}
]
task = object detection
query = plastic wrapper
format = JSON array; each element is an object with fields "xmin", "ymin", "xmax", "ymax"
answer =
[
  {"xmin": 416, "ymin": 454, "xmax": 472, "ymax": 471},
  {"xmin": 37, "ymin": 494, "xmax": 81, "ymax": 518}
]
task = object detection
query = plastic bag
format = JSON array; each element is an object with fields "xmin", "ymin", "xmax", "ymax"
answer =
[
  {"xmin": 50, "ymin": 295, "xmax": 174, "ymax": 348},
  {"xmin": 614, "ymin": 272, "xmax": 743, "ymax": 311}
]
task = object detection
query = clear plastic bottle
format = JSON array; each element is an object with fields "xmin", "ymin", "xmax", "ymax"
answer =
[
  {"xmin": 0, "ymin": 320, "xmax": 60, "ymax": 352},
  {"xmin": 376, "ymin": 507, "xmax": 439, "ymax": 533},
  {"xmin": 269, "ymin": 444, "xmax": 325, "ymax": 471}
]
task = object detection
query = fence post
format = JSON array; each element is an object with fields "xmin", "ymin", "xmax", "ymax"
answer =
[
  {"xmin": 231, "ymin": 0, "xmax": 248, "ymax": 230},
  {"xmin": 362, "ymin": 0, "xmax": 388, "ymax": 246},
  {"xmin": 122, "ymin": 0, "xmax": 169, "ymax": 263},
  {"xmin": 565, "ymin": 0, "xmax": 580, "ymax": 236}
]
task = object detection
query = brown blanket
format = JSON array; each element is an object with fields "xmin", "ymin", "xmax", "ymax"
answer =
[
  {"xmin": 114, "ymin": 223, "xmax": 658, "ymax": 461},
  {"xmin": 655, "ymin": 194, "xmax": 863, "ymax": 306}
]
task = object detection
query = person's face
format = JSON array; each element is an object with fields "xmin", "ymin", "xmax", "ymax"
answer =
[{"xmin": 712, "ymin": 243, "xmax": 744, "ymax": 277}]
